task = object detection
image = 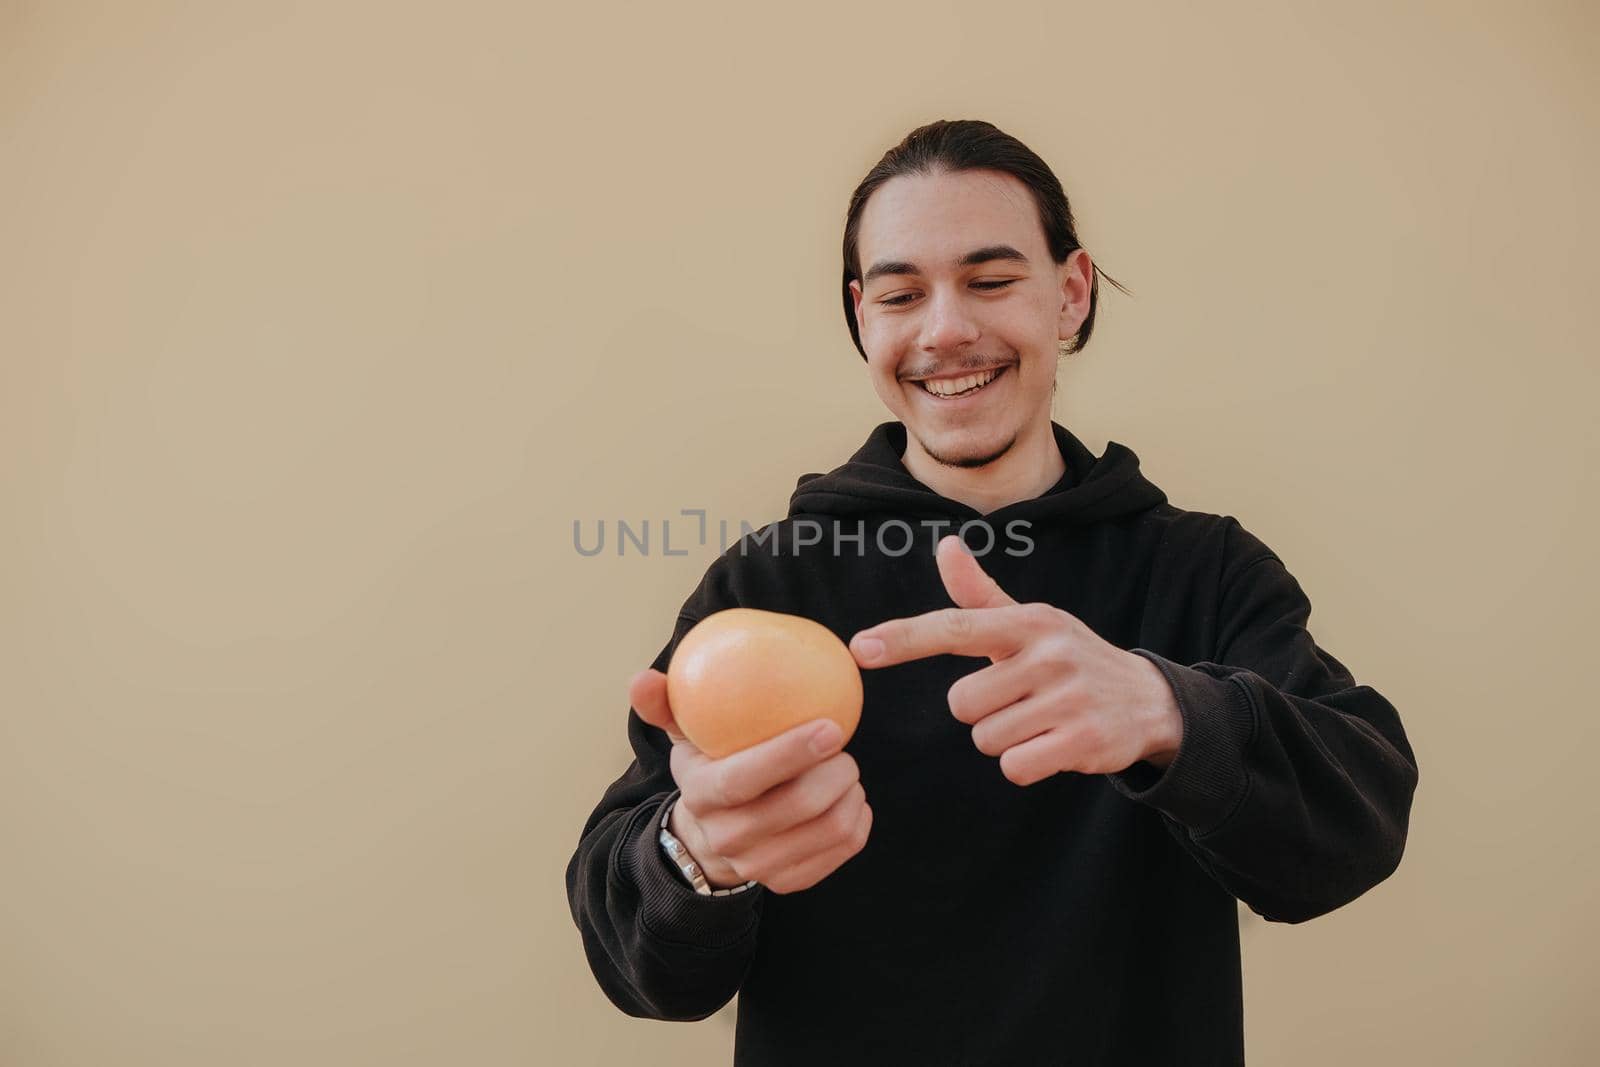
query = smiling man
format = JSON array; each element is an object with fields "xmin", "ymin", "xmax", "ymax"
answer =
[{"xmin": 567, "ymin": 119, "xmax": 1419, "ymax": 1066}]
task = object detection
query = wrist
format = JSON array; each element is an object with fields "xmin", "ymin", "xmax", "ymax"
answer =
[
  {"xmin": 1132, "ymin": 655, "xmax": 1184, "ymax": 769},
  {"xmin": 661, "ymin": 798, "xmax": 755, "ymax": 893}
]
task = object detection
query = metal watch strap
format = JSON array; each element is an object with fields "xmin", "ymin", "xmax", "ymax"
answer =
[{"xmin": 658, "ymin": 798, "xmax": 758, "ymax": 897}]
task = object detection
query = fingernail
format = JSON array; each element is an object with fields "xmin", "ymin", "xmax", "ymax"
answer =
[
  {"xmin": 809, "ymin": 722, "xmax": 842, "ymax": 755},
  {"xmin": 853, "ymin": 636, "xmax": 884, "ymax": 664}
]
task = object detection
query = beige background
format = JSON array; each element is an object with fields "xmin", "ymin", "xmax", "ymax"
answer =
[{"xmin": 1, "ymin": 1, "xmax": 1595, "ymax": 1064}]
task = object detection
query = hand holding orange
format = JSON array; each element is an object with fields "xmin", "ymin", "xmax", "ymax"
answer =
[{"xmin": 630, "ymin": 609, "xmax": 872, "ymax": 895}]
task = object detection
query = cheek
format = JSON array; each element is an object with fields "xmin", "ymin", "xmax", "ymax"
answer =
[
  {"xmin": 998, "ymin": 301, "xmax": 1059, "ymax": 358},
  {"xmin": 869, "ymin": 357, "xmax": 901, "ymax": 394},
  {"xmin": 860, "ymin": 319, "xmax": 908, "ymax": 372},
  {"xmin": 1005, "ymin": 291, "xmax": 1055, "ymax": 336},
  {"xmin": 865, "ymin": 355, "xmax": 912, "ymax": 409},
  {"xmin": 859, "ymin": 311, "xmax": 900, "ymax": 351}
]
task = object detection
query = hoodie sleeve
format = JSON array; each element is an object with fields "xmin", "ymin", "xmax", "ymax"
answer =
[
  {"xmin": 565, "ymin": 560, "xmax": 768, "ymax": 1021},
  {"xmin": 1106, "ymin": 521, "xmax": 1419, "ymax": 924}
]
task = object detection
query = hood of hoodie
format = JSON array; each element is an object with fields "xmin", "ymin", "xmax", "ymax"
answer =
[{"xmin": 788, "ymin": 420, "xmax": 1167, "ymax": 525}]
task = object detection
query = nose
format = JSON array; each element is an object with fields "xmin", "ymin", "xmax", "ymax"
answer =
[{"xmin": 918, "ymin": 287, "xmax": 981, "ymax": 352}]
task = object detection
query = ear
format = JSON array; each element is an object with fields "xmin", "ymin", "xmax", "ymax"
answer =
[
  {"xmin": 1056, "ymin": 248, "xmax": 1093, "ymax": 345},
  {"xmin": 849, "ymin": 278, "xmax": 865, "ymax": 325}
]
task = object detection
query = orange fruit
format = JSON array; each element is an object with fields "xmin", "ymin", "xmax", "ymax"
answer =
[{"xmin": 666, "ymin": 608, "xmax": 863, "ymax": 759}]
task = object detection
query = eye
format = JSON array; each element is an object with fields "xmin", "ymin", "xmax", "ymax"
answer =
[{"xmin": 877, "ymin": 279, "xmax": 1017, "ymax": 307}]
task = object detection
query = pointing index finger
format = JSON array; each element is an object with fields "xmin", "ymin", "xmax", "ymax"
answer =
[{"xmin": 851, "ymin": 606, "xmax": 1025, "ymax": 668}]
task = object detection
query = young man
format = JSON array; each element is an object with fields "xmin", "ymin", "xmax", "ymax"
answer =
[{"xmin": 566, "ymin": 119, "xmax": 1418, "ymax": 1065}]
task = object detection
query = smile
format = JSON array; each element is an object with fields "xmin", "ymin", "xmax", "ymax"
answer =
[{"xmin": 915, "ymin": 365, "xmax": 1007, "ymax": 399}]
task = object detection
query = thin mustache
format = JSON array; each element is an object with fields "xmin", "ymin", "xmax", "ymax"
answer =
[{"xmin": 899, "ymin": 360, "xmax": 1013, "ymax": 381}]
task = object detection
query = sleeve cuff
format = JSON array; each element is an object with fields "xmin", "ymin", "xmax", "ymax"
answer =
[
  {"xmin": 1105, "ymin": 650, "xmax": 1258, "ymax": 837},
  {"xmin": 617, "ymin": 791, "xmax": 764, "ymax": 949}
]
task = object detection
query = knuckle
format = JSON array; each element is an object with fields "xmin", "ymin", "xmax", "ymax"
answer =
[
  {"xmin": 705, "ymin": 772, "xmax": 733, "ymax": 810},
  {"xmin": 669, "ymin": 748, "xmax": 696, "ymax": 787},
  {"xmin": 1037, "ymin": 636, "xmax": 1075, "ymax": 671},
  {"xmin": 794, "ymin": 783, "xmax": 831, "ymax": 823},
  {"xmin": 1026, "ymin": 602, "xmax": 1061, "ymax": 627},
  {"xmin": 832, "ymin": 751, "xmax": 861, "ymax": 783},
  {"xmin": 830, "ymin": 786, "xmax": 865, "ymax": 836},
  {"xmin": 971, "ymin": 722, "xmax": 1003, "ymax": 757},
  {"xmin": 765, "ymin": 866, "xmax": 801, "ymax": 895},
  {"xmin": 677, "ymin": 775, "xmax": 708, "ymax": 813},
  {"xmin": 1073, "ymin": 720, "xmax": 1105, "ymax": 754},
  {"xmin": 853, "ymin": 806, "xmax": 874, "ymax": 850},
  {"xmin": 729, "ymin": 856, "xmax": 760, "ymax": 883},
  {"xmin": 700, "ymin": 820, "xmax": 735, "ymax": 858},
  {"xmin": 796, "ymin": 758, "xmax": 857, "ymax": 820},
  {"xmin": 708, "ymin": 764, "xmax": 750, "ymax": 809},
  {"xmin": 804, "ymin": 773, "xmax": 847, "ymax": 818}
]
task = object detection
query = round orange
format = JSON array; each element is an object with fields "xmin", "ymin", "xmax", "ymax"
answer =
[{"xmin": 666, "ymin": 608, "xmax": 863, "ymax": 759}]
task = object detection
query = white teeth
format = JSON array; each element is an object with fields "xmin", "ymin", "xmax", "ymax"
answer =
[{"xmin": 921, "ymin": 367, "xmax": 1001, "ymax": 397}]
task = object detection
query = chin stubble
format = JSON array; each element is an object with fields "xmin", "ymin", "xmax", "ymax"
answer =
[{"xmin": 916, "ymin": 428, "xmax": 1019, "ymax": 470}]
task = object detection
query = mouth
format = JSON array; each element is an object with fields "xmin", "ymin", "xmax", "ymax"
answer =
[{"xmin": 910, "ymin": 364, "xmax": 1010, "ymax": 400}]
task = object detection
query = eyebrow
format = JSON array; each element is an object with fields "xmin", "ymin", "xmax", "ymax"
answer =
[{"xmin": 862, "ymin": 244, "xmax": 1031, "ymax": 286}]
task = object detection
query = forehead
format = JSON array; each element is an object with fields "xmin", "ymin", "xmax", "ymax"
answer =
[{"xmin": 856, "ymin": 168, "xmax": 1046, "ymax": 272}]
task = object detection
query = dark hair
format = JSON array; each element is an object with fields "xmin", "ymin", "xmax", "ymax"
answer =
[{"xmin": 841, "ymin": 119, "xmax": 1128, "ymax": 361}]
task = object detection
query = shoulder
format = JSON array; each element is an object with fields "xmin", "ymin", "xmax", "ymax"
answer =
[
  {"xmin": 1139, "ymin": 502, "xmax": 1287, "ymax": 585},
  {"xmin": 1138, "ymin": 501, "xmax": 1254, "ymax": 549}
]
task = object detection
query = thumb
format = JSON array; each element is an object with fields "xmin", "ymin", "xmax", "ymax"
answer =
[
  {"xmin": 629, "ymin": 668, "xmax": 688, "ymax": 745},
  {"xmin": 936, "ymin": 534, "xmax": 1017, "ymax": 609}
]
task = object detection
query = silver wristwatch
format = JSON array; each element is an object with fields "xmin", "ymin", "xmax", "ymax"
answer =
[{"xmin": 658, "ymin": 798, "xmax": 758, "ymax": 897}]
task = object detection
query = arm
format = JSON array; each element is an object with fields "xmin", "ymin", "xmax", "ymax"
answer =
[
  {"xmin": 564, "ymin": 609, "xmax": 767, "ymax": 1021},
  {"xmin": 1106, "ymin": 524, "xmax": 1420, "ymax": 924}
]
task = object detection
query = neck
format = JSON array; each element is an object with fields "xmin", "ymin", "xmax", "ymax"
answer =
[{"xmin": 902, "ymin": 417, "xmax": 1067, "ymax": 515}]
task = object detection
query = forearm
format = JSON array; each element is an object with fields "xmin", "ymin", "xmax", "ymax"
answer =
[
  {"xmin": 1109, "ymin": 651, "xmax": 1417, "ymax": 922},
  {"xmin": 566, "ymin": 790, "xmax": 764, "ymax": 1019}
]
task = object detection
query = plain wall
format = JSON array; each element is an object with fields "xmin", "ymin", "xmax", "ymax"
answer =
[{"xmin": 2, "ymin": 1, "xmax": 1595, "ymax": 1063}]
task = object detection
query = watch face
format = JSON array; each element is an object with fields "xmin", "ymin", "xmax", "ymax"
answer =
[{"xmin": 660, "ymin": 832, "xmax": 698, "ymax": 875}]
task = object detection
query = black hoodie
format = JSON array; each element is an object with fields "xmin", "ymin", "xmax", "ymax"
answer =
[{"xmin": 566, "ymin": 420, "xmax": 1418, "ymax": 1066}]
